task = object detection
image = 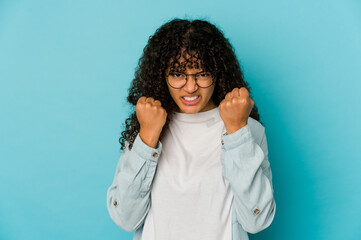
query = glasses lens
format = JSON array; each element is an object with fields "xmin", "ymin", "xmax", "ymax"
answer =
[
  {"xmin": 168, "ymin": 72, "xmax": 186, "ymax": 88},
  {"xmin": 167, "ymin": 72, "xmax": 214, "ymax": 88},
  {"xmin": 196, "ymin": 72, "xmax": 213, "ymax": 88}
]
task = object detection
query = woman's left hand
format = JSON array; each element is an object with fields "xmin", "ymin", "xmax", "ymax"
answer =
[{"xmin": 219, "ymin": 87, "xmax": 254, "ymax": 135}]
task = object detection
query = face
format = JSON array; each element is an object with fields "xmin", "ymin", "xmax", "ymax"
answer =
[{"xmin": 165, "ymin": 53, "xmax": 217, "ymax": 114}]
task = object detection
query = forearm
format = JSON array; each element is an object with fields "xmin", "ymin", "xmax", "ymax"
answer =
[
  {"xmin": 107, "ymin": 133, "xmax": 162, "ymax": 232},
  {"xmin": 221, "ymin": 124, "xmax": 276, "ymax": 234}
]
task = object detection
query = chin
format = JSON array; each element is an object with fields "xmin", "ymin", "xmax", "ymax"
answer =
[{"xmin": 178, "ymin": 105, "xmax": 203, "ymax": 114}]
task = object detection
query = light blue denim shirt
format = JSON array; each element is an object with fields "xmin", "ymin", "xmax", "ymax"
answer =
[{"xmin": 107, "ymin": 117, "xmax": 276, "ymax": 240}]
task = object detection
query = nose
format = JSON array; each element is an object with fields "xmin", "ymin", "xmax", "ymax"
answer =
[{"xmin": 183, "ymin": 75, "xmax": 198, "ymax": 92}]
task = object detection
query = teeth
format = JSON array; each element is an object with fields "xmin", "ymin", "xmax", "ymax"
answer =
[{"xmin": 183, "ymin": 96, "xmax": 198, "ymax": 101}]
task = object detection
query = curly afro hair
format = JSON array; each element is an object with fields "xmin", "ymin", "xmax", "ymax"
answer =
[{"xmin": 119, "ymin": 18, "xmax": 262, "ymax": 151}]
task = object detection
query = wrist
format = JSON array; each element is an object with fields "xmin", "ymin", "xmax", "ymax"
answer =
[
  {"xmin": 225, "ymin": 122, "xmax": 247, "ymax": 135},
  {"xmin": 139, "ymin": 128, "xmax": 161, "ymax": 148}
]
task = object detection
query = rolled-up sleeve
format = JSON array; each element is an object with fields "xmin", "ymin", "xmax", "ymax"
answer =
[
  {"xmin": 106, "ymin": 133, "xmax": 162, "ymax": 232},
  {"xmin": 220, "ymin": 123, "xmax": 276, "ymax": 234}
]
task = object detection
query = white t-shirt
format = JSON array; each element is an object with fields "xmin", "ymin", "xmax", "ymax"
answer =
[{"xmin": 141, "ymin": 107, "xmax": 233, "ymax": 240}]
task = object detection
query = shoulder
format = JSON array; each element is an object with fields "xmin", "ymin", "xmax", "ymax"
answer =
[{"xmin": 247, "ymin": 117, "xmax": 265, "ymax": 144}]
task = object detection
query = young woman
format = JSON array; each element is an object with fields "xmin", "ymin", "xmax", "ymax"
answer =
[{"xmin": 107, "ymin": 18, "xmax": 276, "ymax": 240}]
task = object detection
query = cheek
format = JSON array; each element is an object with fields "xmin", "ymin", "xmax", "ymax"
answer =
[
  {"xmin": 205, "ymin": 87, "xmax": 215, "ymax": 98},
  {"xmin": 167, "ymin": 87, "xmax": 179, "ymax": 101}
]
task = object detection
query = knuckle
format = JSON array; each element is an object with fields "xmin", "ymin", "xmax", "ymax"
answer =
[
  {"xmin": 234, "ymin": 97, "xmax": 246, "ymax": 104},
  {"xmin": 240, "ymin": 97, "xmax": 248, "ymax": 103},
  {"xmin": 241, "ymin": 87, "xmax": 249, "ymax": 95},
  {"xmin": 137, "ymin": 96, "xmax": 145, "ymax": 104}
]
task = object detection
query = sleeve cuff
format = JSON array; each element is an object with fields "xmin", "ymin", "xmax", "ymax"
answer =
[
  {"xmin": 221, "ymin": 124, "xmax": 253, "ymax": 151},
  {"xmin": 132, "ymin": 133, "xmax": 162, "ymax": 162}
]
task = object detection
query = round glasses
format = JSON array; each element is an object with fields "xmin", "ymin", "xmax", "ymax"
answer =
[{"xmin": 166, "ymin": 71, "xmax": 215, "ymax": 89}]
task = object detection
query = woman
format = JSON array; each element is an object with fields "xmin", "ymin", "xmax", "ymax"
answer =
[{"xmin": 107, "ymin": 18, "xmax": 276, "ymax": 240}]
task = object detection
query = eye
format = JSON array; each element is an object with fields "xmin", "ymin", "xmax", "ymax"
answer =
[
  {"xmin": 169, "ymin": 72, "xmax": 183, "ymax": 78},
  {"xmin": 198, "ymin": 72, "xmax": 211, "ymax": 77}
]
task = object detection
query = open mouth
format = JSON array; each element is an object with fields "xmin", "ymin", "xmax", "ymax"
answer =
[{"xmin": 181, "ymin": 95, "xmax": 201, "ymax": 105}]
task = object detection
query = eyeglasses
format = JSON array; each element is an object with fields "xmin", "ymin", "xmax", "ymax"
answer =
[{"xmin": 166, "ymin": 71, "xmax": 215, "ymax": 89}]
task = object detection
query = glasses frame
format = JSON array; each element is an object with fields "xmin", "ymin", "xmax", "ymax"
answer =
[{"xmin": 166, "ymin": 70, "xmax": 216, "ymax": 89}]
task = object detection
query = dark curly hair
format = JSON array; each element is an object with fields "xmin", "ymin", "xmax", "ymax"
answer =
[{"xmin": 119, "ymin": 18, "xmax": 262, "ymax": 151}]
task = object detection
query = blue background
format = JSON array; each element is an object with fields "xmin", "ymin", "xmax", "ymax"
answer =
[{"xmin": 1, "ymin": 0, "xmax": 360, "ymax": 239}]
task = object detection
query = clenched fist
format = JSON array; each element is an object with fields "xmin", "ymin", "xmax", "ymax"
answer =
[
  {"xmin": 219, "ymin": 87, "xmax": 254, "ymax": 135},
  {"xmin": 136, "ymin": 96, "xmax": 167, "ymax": 148}
]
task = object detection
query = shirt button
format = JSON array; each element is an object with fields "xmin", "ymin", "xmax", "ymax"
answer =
[
  {"xmin": 221, "ymin": 140, "xmax": 224, "ymax": 145},
  {"xmin": 253, "ymin": 209, "xmax": 260, "ymax": 215},
  {"xmin": 153, "ymin": 152, "xmax": 158, "ymax": 158},
  {"xmin": 113, "ymin": 200, "xmax": 118, "ymax": 206}
]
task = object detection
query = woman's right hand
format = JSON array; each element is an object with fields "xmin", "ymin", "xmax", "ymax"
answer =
[{"xmin": 136, "ymin": 96, "xmax": 167, "ymax": 148}]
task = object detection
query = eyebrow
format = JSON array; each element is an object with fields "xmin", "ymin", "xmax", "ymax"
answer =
[{"xmin": 169, "ymin": 70, "xmax": 207, "ymax": 73}]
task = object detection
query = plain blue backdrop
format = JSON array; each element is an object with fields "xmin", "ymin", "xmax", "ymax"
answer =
[{"xmin": 1, "ymin": 0, "xmax": 360, "ymax": 239}]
